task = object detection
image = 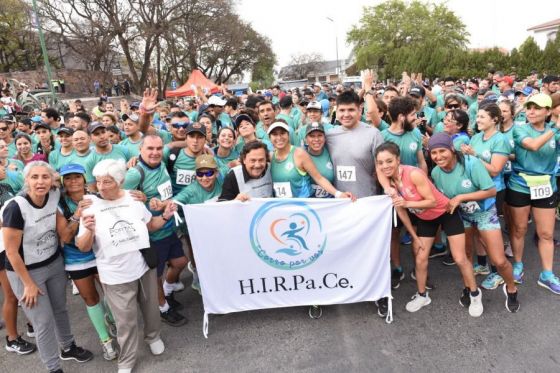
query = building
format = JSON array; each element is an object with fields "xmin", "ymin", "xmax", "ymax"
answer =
[
  {"xmin": 527, "ymin": 18, "xmax": 560, "ymax": 49},
  {"xmin": 278, "ymin": 59, "xmax": 351, "ymax": 84}
]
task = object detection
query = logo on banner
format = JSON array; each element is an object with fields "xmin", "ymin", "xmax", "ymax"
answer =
[{"xmin": 249, "ymin": 201, "xmax": 327, "ymax": 270}]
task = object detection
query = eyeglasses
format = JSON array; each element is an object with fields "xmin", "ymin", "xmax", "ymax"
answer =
[
  {"xmin": 172, "ymin": 122, "xmax": 189, "ymax": 129},
  {"xmin": 196, "ymin": 170, "xmax": 215, "ymax": 178},
  {"xmin": 0, "ymin": 127, "xmax": 8, "ymax": 131},
  {"xmin": 446, "ymin": 104, "xmax": 460, "ymax": 109}
]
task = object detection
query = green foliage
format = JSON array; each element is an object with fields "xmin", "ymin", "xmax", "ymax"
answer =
[
  {"xmin": 251, "ymin": 52, "xmax": 276, "ymax": 90},
  {"xmin": 349, "ymin": 1, "xmax": 559, "ymax": 79}
]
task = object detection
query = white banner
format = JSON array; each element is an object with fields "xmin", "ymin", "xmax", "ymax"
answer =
[{"xmin": 183, "ymin": 196, "xmax": 393, "ymax": 336}]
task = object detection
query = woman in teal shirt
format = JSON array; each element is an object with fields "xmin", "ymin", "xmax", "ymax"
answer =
[
  {"xmin": 506, "ymin": 94, "xmax": 560, "ymax": 295},
  {"xmin": 213, "ymin": 127, "xmax": 239, "ymax": 176},
  {"xmin": 304, "ymin": 123, "xmax": 334, "ymax": 198},
  {"xmin": 429, "ymin": 133, "xmax": 519, "ymax": 314}
]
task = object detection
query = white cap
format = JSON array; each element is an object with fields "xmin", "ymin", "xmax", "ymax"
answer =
[
  {"xmin": 267, "ymin": 121, "xmax": 290, "ymax": 135},
  {"xmin": 208, "ymin": 95, "xmax": 227, "ymax": 106},
  {"xmin": 306, "ymin": 101, "xmax": 322, "ymax": 110}
]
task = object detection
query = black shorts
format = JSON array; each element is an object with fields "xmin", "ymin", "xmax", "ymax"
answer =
[
  {"xmin": 67, "ymin": 266, "xmax": 98, "ymax": 280},
  {"xmin": 505, "ymin": 188, "xmax": 557, "ymax": 209},
  {"xmin": 496, "ymin": 189, "xmax": 505, "ymax": 216},
  {"xmin": 0, "ymin": 251, "xmax": 5, "ymax": 271},
  {"xmin": 395, "ymin": 209, "xmax": 419, "ymax": 229},
  {"xmin": 153, "ymin": 233, "xmax": 186, "ymax": 277},
  {"xmin": 416, "ymin": 210, "xmax": 464, "ymax": 238}
]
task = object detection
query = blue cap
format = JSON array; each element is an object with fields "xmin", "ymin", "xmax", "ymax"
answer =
[
  {"xmin": 515, "ymin": 86, "xmax": 533, "ymax": 96},
  {"xmin": 59, "ymin": 163, "xmax": 86, "ymax": 176},
  {"xmin": 31, "ymin": 115, "xmax": 42, "ymax": 123}
]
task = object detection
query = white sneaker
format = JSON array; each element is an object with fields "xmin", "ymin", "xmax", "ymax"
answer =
[
  {"xmin": 149, "ymin": 339, "xmax": 165, "ymax": 355},
  {"xmin": 468, "ymin": 288, "xmax": 483, "ymax": 317},
  {"xmin": 102, "ymin": 339, "xmax": 118, "ymax": 361},
  {"xmin": 405, "ymin": 292, "xmax": 431, "ymax": 313},
  {"xmin": 163, "ymin": 281, "xmax": 185, "ymax": 295},
  {"xmin": 118, "ymin": 369, "xmax": 132, "ymax": 373},
  {"xmin": 71, "ymin": 281, "xmax": 79, "ymax": 296}
]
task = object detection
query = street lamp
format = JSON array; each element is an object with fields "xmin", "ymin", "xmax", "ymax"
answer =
[{"xmin": 326, "ymin": 17, "xmax": 340, "ymax": 81}]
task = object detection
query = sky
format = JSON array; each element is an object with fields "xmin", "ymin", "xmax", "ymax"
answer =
[{"xmin": 236, "ymin": 0, "xmax": 560, "ymax": 68}]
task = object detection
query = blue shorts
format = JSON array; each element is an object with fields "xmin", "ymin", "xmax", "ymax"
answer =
[
  {"xmin": 460, "ymin": 205, "xmax": 501, "ymax": 231},
  {"xmin": 152, "ymin": 233, "xmax": 186, "ymax": 277}
]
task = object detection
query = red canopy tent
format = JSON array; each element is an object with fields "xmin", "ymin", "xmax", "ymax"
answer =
[{"xmin": 165, "ymin": 69, "xmax": 220, "ymax": 98}]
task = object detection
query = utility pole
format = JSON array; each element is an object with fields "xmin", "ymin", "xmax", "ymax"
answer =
[{"xmin": 30, "ymin": 0, "xmax": 57, "ymax": 102}]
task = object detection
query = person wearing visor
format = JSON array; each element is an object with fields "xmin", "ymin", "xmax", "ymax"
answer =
[
  {"xmin": 268, "ymin": 120, "xmax": 352, "ymax": 199},
  {"xmin": 506, "ymin": 93, "xmax": 560, "ymax": 294}
]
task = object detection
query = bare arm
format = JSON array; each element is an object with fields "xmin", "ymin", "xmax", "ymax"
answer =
[{"xmin": 520, "ymin": 130, "xmax": 555, "ymax": 152}]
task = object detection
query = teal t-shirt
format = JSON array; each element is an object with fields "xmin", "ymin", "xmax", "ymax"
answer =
[
  {"xmin": 84, "ymin": 145, "xmax": 130, "ymax": 183},
  {"xmin": 218, "ymin": 112, "xmax": 232, "ymax": 127},
  {"xmin": 173, "ymin": 178, "xmax": 223, "ymax": 205},
  {"xmin": 234, "ymin": 137, "xmax": 273, "ymax": 154},
  {"xmin": 5, "ymin": 158, "xmax": 24, "ymax": 172},
  {"xmin": 291, "ymin": 107, "xmax": 302, "ymax": 129},
  {"xmin": 469, "ymin": 131, "xmax": 511, "ymax": 191},
  {"xmin": 508, "ymin": 123, "xmax": 560, "ymax": 194},
  {"xmin": 213, "ymin": 148, "xmax": 239, "ymax": 176},
  {"xmin": 452, "ymin": 133, "xmax": 470, "ymax": 151},
  {"xmin": 48, "ymin": 149, "xmax": 75, "ymax": 171},
  {"xmin": 1, "ymin": 170, "xmax": 24, "ymax": 193},
  {"xmin": 119, "ymin": 136, "xmax": 143, "ymax": 158},
  {"xmin": 165, "ymin": 148, "xmax": 197, "ymax": 194},
  {"xmin": 186, "ymin": 110, "xmax": 198, "ymax": 123},
  {"xmin": 256, "ymin": 121, "xmax": 296, "ymax": 146},
  {"xmin": 294, "ymin": 122, "xmax": 334, "ymax": 148},
  {"xmin": 122, "ymin": 161, "xmax": 175, "ymax": 241},
  {"xmin": 468, "ymin": 101, "xmax": 478, "ymax": 130},
  {"xmin": 308, "ymin": 148, "xmax": 334, "ymax": 198},
  {"xmin": 501, "ymin": 125, "xmax": 515, "ymax": 175},
  {"xmin": 381, "ymin": 128, "xmax": 422, "ymax": 167},
  {"xmin": 277, "ymin": 113, "xmax": 296, "ymax": 131},
  {"xmin": 431, "ymin": 155, "xmax": 496, "ymax": 212},
  {"xmin": 271, "ymin": 146, "xmax": 312, "ymax": 198}
]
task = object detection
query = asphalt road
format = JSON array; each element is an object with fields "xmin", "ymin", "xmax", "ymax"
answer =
[{"xmin": 1, "ymin": 224, "xmax": 559, "ymax": 373}]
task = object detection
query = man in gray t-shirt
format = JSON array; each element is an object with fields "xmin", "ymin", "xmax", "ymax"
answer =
[{"xmin": 326, "ymin": 91, "xmax": 385, "ymax": 198}]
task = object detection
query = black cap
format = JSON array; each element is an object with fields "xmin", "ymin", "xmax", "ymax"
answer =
[
  {"xmin": 122, "ymin": 113, "xmax": 139, "ymax": 122},
  {"xmin": 234, "ymin": 114, "xmax": 255, "ymax": 129},
  {"xmin": 34, "ymin": 122, "xmax": 51, "ymax": 131},
  {"xmin": 58, "ymin": 127, "xmax": 74, "ymax": 136},
  {"xmin": 305, "ymin": 122, "xmax": 325, "ymax": 136},
  {"xmin": 186, "ymin": 122, "xmax": 206, "ymax": 136},
  {"xmin": 409, "ymin": 86, "xmax": 426, "ymax": 98},
  {"xmin": 279, "ymin": 95, "xmax": 293, "ymax": 109},
  {"xmin": 87, "ymin": 122, "xmax": 105, "ymax": 134}
]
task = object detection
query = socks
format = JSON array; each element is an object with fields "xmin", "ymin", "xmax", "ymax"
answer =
[
  {"xmin": 470, "ymin": 289, "xmax": 480, "ymax": 297},
  {"xmin": 86, "ymin": 303, "xmax": 110, "ymax": 342},
  {"xmin": 490, "ymin": 265, "xmax": 497, "ymax": 274},
  {"xmin": 159, "ymin": 302, "xmax": 170, "ymax": 313},
  {"xmin": 418, "ymin": 291, "xmax": 426, "ymax": 297},
  {"xmin": 541, "ymin": 270, "xmax": 554, "ymax": 280},
  {"xmin": 394, "ymin": 266, "xmax": 403, "ymax": 273},
  {"xmin": 477, "ymin": 255, "xmax": 487, "ymax": 267}
]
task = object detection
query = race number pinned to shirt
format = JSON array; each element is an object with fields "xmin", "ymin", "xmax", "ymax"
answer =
[
  {"xmin": 520, "ymin": 173, "xmax": 553, "ymax": 200},
  {"xmin": 336, "ymin": 166, "xmax": 356, "ymax": 182},
  {"xmin": 312, "ymin": 185, "xmax": 330, "ymax": 198},
  {"xmin": 273, "ymin": 182, "xmax": 293, "ymax": 198},
  {"xmin": 460, "ymin": 201, "xmax": 480, "ymax": 214},
  {"xmin": 176, "ymin": 169, "xmax": 195, "ymax": 186},
  {"xmin": 157, "ymin": 180, "xmax": 173, "ymax": 200},
  {"xmin": 504, "ymin": 161, "xmax": 512, "ymax": 173}
]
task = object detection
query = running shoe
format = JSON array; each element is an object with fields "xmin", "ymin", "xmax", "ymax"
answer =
[
  {"xmin": 26, "ymin": 323, "xmax": 35, "ymax": 338},
  {"xmin": 537, "ymin": 273, "xmax": 560, "ymax": 295},
  {"xmin": 101, "ymin": 339, "xmax": 118, "ymax": 361},
  {"xmin": 165, "ymin": 294, "xmax": 184, "ymax": 311},
  {"xmin": 400, "ymin": 232, "xmax": 412, "ymax": 245},
  {"xmin": 459, "ymin": 288, "xmax": 470, "ymax": 308},
  {"xmin": 104, "ymin": 312, "xmax": 117, "ymax": 339},
  {"xmin": 160, "ymin": 308, "xmax": 188, "ymax": 327},
  {"xmin": 409, "ymin": 269, "xmax": 434, "ymax": 290},
  {"xmin": 5, "ymin": 336, "xmax": 36, "ymax": 355},
  {"xmin": 481, "ymin": 272, "xmax": 505, "ymax": 290},
  {"xmin": 405, "ymin": 292, "xmax": 431, "ymax": 313},
  {"xmin": 375, "ymin": 297, "xmax": 388, "ymax": 318},
  {"xmin": 513, "ymin": 262, "xmax": 524, "ymax": 284},
  {"xmin": 149, "ymin": 339, "xmax": 165, "ymax": 355},
  {"xmin": 188, "ymin": 262, "xmax": 201, "ymax": 295},
  {"xmin": 473, "ymin": 263, "xmax": 490, "ymax": 276},
  {"xmin": 391, "ymin": 268, "xmax": 405, "ymax": 289},
  {"xmin": 59, "ymin": 342, "xmax": 94, "ymax": 363},
  {"xmin": 504, "ymin": 241, "xmax": 513, "ymax": 258},
  {"xmin": 502, "ymin": 284, "xmax": 520, "ymax": 313},
  {"xmin": 442, "ymin": 253, "xmax": 456, "ymax": 266},
  {"xmin": 468, "ymin": 289, "xmax": 483, "ymax": 317},
  {"xmin": 428, "ymin": 245, "xmax": 448, "ymax": 258}
]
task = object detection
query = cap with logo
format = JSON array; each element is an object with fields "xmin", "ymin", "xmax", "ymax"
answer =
[
  {"xmin": 306, "ymin": 101, "xmax": 322, "ymax": 110},
  {"xmin": 305, "ymin": 122, "xmax": 325, "ymax": 136},
  {"xmin": 34, "ymin": 122, "xmax": 51, "ymax": 131},
  {"xmin": 409, "ymin": 86, "xmax": 426, "ymax": 98},
  {"xmin": 186, "ymin": 122, "xmax": 207, "ymax": 136},
  {"xmin": 195, "ymin": 155, "xmax": 218, "ymax": 170},
  {"xmin": 59, "ymin": 163, "xmax": 86, "ymax": 177},
  {"xmin": 207, "ymin": 96, "xmax": 227, "ymax": 106},
  {"xmin": 58, "ymin": 127, "xmax": 74, "ymax": 136},
  {"xmin": 515, "ymin": 86, "xmax": 533, "ymax": 97},
  {"xmin": 122, "ymin": 113, "xmax": 139, "ymax": 122},
  {"xmin": 234, "ymin": 114, "xmax": 255, "ymax": 129}
]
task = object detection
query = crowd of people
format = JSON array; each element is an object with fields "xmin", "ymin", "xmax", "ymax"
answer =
[{"xmin": 0, "ymin": 69, "xmax": 559, "ymax": 372}]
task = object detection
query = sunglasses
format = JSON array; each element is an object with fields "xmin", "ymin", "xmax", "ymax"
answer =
[
  {"xmin": 0, "ymin": 127, "xmax": 8, "ymax": 131},
  {"xmin": 196, "ymin": 170, "xmax": 215, "ymax": 178},
  {"xmin": 446, "ymin": 104, "xmax": 460, "ymax": 109},
  {"xmin": 172, "ymin": 122, "xmax": 189, "ymax": 129}
]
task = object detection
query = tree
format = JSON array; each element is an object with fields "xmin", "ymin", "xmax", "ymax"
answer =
[
  {"xmin": 250, "ymin": 53, "xmax": 276, "ymax": 90},
  {"xmin": 283, "ymin": 53, "xmax": 324, "ymax": 80},
  {"xmin": 517, "ymin": 37, "xmax": 543, "ymax": 78},
  {"xmin": 348, "ymin": 0, "xmax": 468, "ymax": 79},
  {"xmin": 541, "ymin": 37, "xmax": 560, "ymax": 76}
]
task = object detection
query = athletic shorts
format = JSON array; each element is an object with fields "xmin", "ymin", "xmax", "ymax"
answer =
[
  {"xmin": 395, "ymin": 209, "xmax": 419, "ymax": 229},
  {"xmin": 152, "ymin": 233, "xmax": 186, "ymax": 277},
  {"xmin": 460, "ymin": 205, "xmax": 501, "ymax": 231},
  {"xmin": 0, "ymin": 251, "xmax": 5, "ymax": 271},
  {"xmin": 416, "ymin": 210, "xmax": 464, "ymax": 238},
  {"xmin": 505, "ymin": 188, "xmax": 557, "ymax": 209},
  {"xmin": 496, "ymin": 189, "xmax": 505, "ymax": 216},
  {"xmin": 67, "ymin": 266, "xmax": 98, "ymax": 280}
]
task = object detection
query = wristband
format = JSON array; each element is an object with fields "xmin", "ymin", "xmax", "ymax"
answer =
[
  {"xmin": 335, "ymin": 191, "xmax": 343, "ymax": 198},
  {"xmin": 139, "ymin": 103, "xmax": 155, "ymax": 114},
  {"xmin": 69, "ymin": 216, "xmax": 80, "ymax": 223}
]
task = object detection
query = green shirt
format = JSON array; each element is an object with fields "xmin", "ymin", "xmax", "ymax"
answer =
[
  {"xmin": 308, "ymin": 148, "xmax": 334, "ymax": 198},
  {"xmin": 213, "ymin": 148, "xmax": 239, "ymax": 176},
  {"xmin": 5, "ymin": 158, "xmax": 24, "ymax": 172},
  {"xmin": 186, "ymin": 110, "xmax": 198, "ymax": 123},
  {"xmin": 277, "ymin": 113, "xmax": 296, "ymax": 131},
  {"xmin": 84, "ymin": 145, "xmax": 130, "ymax": 183},
  {"xmin": 271, "ymin": 146, "xmax": 312, "ymax": 198},
  {"xmin": 123, "ymin": 161, "xmax": 175, "ymax": 241},
  {"xmin": 174, "ymin": 178, "xmax": 223, "ymax": 205},
  {"xmin": 469, "ymin": 131, "xmax": 511, "ymax": 191},
  {"xmin": 48, "ymin": 149, "xmax": 75, "ymax": 171},
  {"xmin": 1, "ymin": 170, "xmax": 23, "ymax": 193},
  {"xmin": 381, "ymin": 128, "xmax": 422, "ymax": 167},
  {"xmin": 165, "ymin": 147, "xmax": 197, "ymax": 194},
  {"xmin": 119, "ymin": 136, "xmax": 143, "ymax": 158},
  {"xmin": 431, "ymin": 155, "xmax": 496, "ymax": 212}
]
